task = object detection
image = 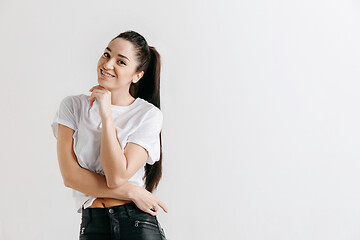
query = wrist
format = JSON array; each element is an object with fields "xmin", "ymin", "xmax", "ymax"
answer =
[
  {"xmin": 102, "ymin": 115, "xmax": 114, "ymax": 123},
  {"xmin": 126, "ymin": 183, "xmax": 139, "ymax": 201}
]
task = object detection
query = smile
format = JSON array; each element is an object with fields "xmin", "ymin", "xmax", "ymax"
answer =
[{"xmin": 100, "ymin": 69, "xmax": 115, "ymax": 78}]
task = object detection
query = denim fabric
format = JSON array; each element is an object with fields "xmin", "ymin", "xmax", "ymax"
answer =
[{"xmin": 79, "ymin": 202, "xmax": 167, "ymax": 240}]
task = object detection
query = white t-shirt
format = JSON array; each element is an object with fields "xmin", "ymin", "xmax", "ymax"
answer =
[{"xmin": 51, "ymin": 93, "xmax": 163, "ymax": 213}]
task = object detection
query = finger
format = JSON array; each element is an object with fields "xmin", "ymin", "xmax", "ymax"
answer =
[
  {"xmin": 90, "ymin": 85, "xmax": 105, "ymax": 92},
  {"xmin": 147, "ymin": 208, "xmax": 157, "ymax": 216},
  {"xmin": 89, "ymin": 97, "xmax": 95, "ymax": 107},
  {"xmin": 150, "ymin": 206, "xmax": 157, "ymax": 213},
  {"xmin": 153, "ymin": 205, "xmax": 158, "ymax": 212},
  {"xmin": 89, "ymin": 97, "xmax": 94, "ymax": 107},
  {"xmin": 158, "ymin": 201, "xmax": 168, "ymax": 213},
  {"xmin": 89, "ymin": 85, "xmax": 100, "ymax": 91}
]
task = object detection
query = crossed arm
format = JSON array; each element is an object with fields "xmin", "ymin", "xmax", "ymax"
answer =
[
  {"xmin": 56, "ymin": 123, "xmax": 139, "ymax": 200},
  {"xmin": 65, "ymin": 162, "xmax": 137, "ymax": 200},
  {"xmin": 56, "ymin": 123, "xmax": 168, "ymax": 215}
]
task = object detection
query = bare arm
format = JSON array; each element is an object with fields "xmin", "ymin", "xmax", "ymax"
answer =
[
  {"xmin": 100, "ymin": 116, "xmax": 128, "ymax": 188},
  {"xmin": 56, "ymin": 123, "xmax": 168, "ymax": 216},
  {"xmin": 66, "ymin": 165, "xmax": 137, "ymax": 199},
  {"xmin": 56, "ymin": 123, "xmax": 137, "ymax": 199},
  {"xmin": 100, "ymin": 115, "xmax": 151, "ymax": 189}
]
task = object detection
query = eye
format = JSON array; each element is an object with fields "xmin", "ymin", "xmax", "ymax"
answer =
[{"xmin": 103, "ymin": 52, "xmax": 126, "ymax": 65}]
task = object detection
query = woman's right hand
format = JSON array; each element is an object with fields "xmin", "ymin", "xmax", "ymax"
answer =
[{"xmin": 128, "ymin": 185, "xmax": 168, "ymax": 216}]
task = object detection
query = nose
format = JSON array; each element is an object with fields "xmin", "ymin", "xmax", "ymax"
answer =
[{"xmin": 103, "ymin": 58, "xmax": 115, "ymax": 70}]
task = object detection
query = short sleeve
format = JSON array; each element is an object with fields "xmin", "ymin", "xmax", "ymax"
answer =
[
  {"xmin": 126, "ymin": 108, "xmax": 163, "ymax": 165},
  {"xmin": 51, "ymin": 95, "xmax": 78, "ymax": 139}
]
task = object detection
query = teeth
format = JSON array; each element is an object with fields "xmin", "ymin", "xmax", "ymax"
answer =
[{"xmin": 101, "ymin": 69, "xmax": 113, "ymax": 77}]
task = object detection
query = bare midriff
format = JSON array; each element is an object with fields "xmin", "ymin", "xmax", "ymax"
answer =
[{"xmin": 87, "ymin": 198, "xmax": 133, "ymax": 208}]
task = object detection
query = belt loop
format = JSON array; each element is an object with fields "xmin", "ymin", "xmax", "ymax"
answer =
[
  {"xmin": 124, "ymin": 203, "xmax": 132, "ymax": 219},
  {"xmin": 82, "ymin": 205, "xmax": 92, "ymax": 221},
  {"xmin": 89, "ymin": 207, "xmax": 92, "ymax": 221}
]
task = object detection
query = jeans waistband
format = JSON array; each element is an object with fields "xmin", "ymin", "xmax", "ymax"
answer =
[{"xmin": 82, "ymin": 201, "xmax": 138, "ymax": 218}]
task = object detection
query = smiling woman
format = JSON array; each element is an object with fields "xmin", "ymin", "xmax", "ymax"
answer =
[
  {"xmin": 51, "ymin": 30, "xmax": 167, "ymax": 240},
  {"xmin": 96, "ymin": 37, "xmax": 146, "ymax": 93}
]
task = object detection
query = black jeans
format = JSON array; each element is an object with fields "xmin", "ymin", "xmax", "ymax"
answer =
[{"xmin": 79, "ymin": 202, "xmax": 167, "ymax": 240}]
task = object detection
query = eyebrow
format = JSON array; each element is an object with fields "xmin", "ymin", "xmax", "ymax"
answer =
[{"xmin": 105, "ymin": 47, "xmax": 130, "ymax": 62}]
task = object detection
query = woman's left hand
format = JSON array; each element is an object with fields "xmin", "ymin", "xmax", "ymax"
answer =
[{"xmin": 89, "ymin": 85, "xmax": 112, "ymax": 119}]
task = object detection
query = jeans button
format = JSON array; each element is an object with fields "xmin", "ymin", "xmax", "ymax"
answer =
[{"xmin": 109, "ymin": 208, "xmax": 114, "ymax": 214}]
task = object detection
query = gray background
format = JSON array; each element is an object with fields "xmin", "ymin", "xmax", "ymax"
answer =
[{"xmin": 0, "ymin": 0, "xmax": 360, "ymax": 239}]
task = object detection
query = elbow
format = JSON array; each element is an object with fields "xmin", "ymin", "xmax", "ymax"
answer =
[
  {"xmin": 107, "ymin": 177, "xmax": 127, "ymax": 189},
  {"xmin": 61, "ymin": 171, "xmax": 74, "ymax": 188},
  {"xmin": 62, "ymin": 170, "xmax": 77, "ymax": 188},
  {"xmin": 63, "ymin": 177, "xmax": 73, "ymax": 188}
]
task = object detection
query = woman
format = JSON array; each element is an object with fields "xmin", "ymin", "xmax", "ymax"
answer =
[{"xmin": 51, "ymin": 30, "xmax": 168, "ymax": 239}]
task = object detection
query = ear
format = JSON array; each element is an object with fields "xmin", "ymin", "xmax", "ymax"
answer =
[{"xmin": 133, "ymin": 71, "xmax": 144, "ymax": 84}]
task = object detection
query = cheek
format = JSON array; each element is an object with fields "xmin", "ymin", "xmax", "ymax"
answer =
[
  {"xmin": 114, "ymin": 69, "xmax": 124, "ymax": 77},
  {"xmin": 97, "ymin": 58, "xmax": 105, "ymax": 66}
]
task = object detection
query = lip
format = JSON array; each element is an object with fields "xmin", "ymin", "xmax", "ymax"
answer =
[{"xmin": 100, "ymin": 68, "xmax": 115, "ymax": 78}]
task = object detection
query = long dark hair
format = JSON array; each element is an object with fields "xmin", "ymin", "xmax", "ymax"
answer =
[{"xmin": 110, "ymin": 30, "xmax": 162, "ymax": 193}]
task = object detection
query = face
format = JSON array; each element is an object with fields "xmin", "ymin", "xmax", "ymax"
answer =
[{"xmin": 97, "ymin": 38, "xmax": 144, "ymax": 90}]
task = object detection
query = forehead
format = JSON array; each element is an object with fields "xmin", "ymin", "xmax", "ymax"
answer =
[{"xmin": 107, "ymin": 38, "xmax": 135, "ymax": 60}]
